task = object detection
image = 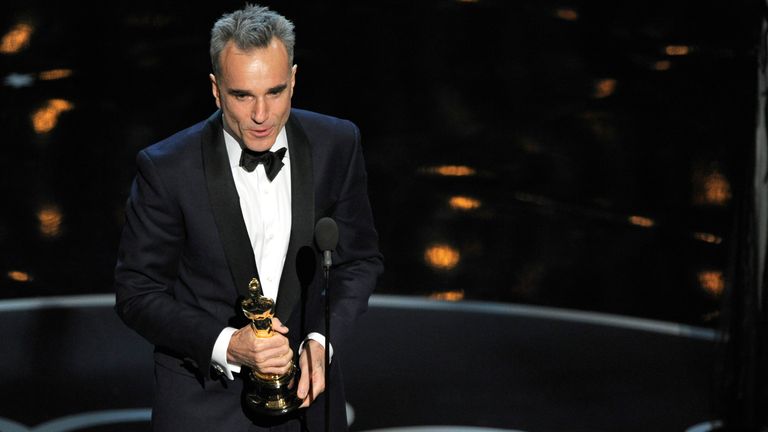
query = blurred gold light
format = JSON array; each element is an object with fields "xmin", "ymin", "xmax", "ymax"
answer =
[
  {"xmin": 704, "ymin": 173, "xmax": 731, "ymax": 205},
  {"xmin": 8, "ymin": 271, "xmax": 31, "ymax": 282},
  {"xmin": 38, "ymin": 205, "xmax": 63, "ymax": 237},
  {"xmin": 429, "ymin": 290, "xmax": 465, "ymax": 301},
  {"xmin": 425, "ymin": 244, "xmax": 460, "ymax": 270},
  {"xmin": 39, "ymin": 69, "xmax": 73, "ymax": 81},
  {"xmin": 628, "ymin": 215, "xmax": 655, "ymax": 228},
  {"xmin": 693, "ymin": 170, "xmax": 731, "ymax": 206},
  {"xmin": 654, "ymin": 60, "xmax": 671, "ymax": 71},
  {"xmin": 693, "ymin": 232, "xmax": 722, "ymax": 245},
  {"xmin": 593, "ymin": 79, "xmax": 617, "ymax": 99},
  {"xmin": 555, "ymin": 8, "xmax": 579, "ymax": 21},
  {"xmin": 32, "ymin": 99, "xmax": 74, "ymax": 133},
  {"xmin": 422, "ymin": 165, "xmax": 476, "ymax": 177},
  {"xmin": 665, "ymin": 45, "xmax": 690, "ymax": 56},
  {"xmin": 449, "ymin": 196, "xmax": 481, "ymax": 210},
  {"xmin": 0, "ymin": 23, "xmax": 33, "ymax": 54},
  {"xmin": 698, "ymin": 270, "xmax": 724, "ymax": 297}
]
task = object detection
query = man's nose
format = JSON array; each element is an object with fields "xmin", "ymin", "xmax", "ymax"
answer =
[{"xmin": 251, "ymin": 99, "xmax": 268, "ymax": 124}]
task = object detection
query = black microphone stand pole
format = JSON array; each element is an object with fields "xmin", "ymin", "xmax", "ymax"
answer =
[
  {"xmin": 314, "ymin": 217, "xmax": 337, "ymax": 432},
  {"xmin": 323, "ymin": 255, "xmax": 331, "ymax": 432}
]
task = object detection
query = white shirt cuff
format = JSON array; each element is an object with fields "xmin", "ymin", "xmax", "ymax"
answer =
[
  {"xmin": 211, "ymin": 327, "xmax": 241, "ymax": 380},
  {"xmin": 299, "ymin": 332, "xmax": 334, "ymax": 363}
]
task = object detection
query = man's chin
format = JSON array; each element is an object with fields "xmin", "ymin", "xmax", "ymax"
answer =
[
  {"xmin": 243, "ymin": 131, "xmax": 277, "ymax": 151},
  {"xmin": 243, "ymin": 137, "xmax": 277, "ymax": 152}
]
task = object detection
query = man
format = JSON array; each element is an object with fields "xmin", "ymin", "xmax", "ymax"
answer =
[{"xmin": 114, "ymin": 4, "xmax": 383, "ymax": 431}]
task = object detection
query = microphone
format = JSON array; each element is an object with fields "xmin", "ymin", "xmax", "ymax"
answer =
[
  {"xmin": 315, "ymin": 217, "xmax": 339, "ymax": 268},
  {"xmin": 314, "ymin": 217, "xmax": 338, "ymax": 432}
]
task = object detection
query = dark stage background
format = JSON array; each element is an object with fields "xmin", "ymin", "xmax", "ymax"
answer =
[{"xmin": 0, "ymin": 0, "xmax": 761, "ymax": 431}]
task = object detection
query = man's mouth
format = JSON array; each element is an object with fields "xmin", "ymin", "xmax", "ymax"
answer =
[{"xmin": 247, "ymin": 126, "xmax": 273, "ymax": 138}]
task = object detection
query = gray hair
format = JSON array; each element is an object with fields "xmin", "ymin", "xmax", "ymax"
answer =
[{"xmin": 210, "ymin": 4, "xmax": 295, "ymax": 76}]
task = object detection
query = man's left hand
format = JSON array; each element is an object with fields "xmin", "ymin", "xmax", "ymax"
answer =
[{"xmin": 297, "ymin": 339, "xmax": 325, "ymax": 408}]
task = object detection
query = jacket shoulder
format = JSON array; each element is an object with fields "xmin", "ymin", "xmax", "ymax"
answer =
[
  {"xmin": 143, "ymin": 119, "xmax": 207, "ymax": 160},
  {"xmin": 291, "ymin": 108, "xmax": 358, "ymax": 138},
  {"xmin": 137, "ymin": 112, "xmax": 221, "ymax": 170}
]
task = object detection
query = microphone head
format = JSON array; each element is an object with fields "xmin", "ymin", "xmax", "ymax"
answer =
[{"xmin": 315, "ymin": 217, "xmax": 339, "ymax": 251}]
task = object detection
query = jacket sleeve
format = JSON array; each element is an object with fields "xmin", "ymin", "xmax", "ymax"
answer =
[
  {"xmin": 114, "ymin": 150, "xmax": 224, "ymax": 376},
  {"xmin": 309, "ymin": 121, "xmax": 384, "ymax": 354}
]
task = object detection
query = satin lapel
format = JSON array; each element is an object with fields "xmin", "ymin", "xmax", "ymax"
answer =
[
  {"xmin": 201, "ymin": 111, "xmax": 258, "ymax": 298},
  {"xmin": 275, "ymin": 112, "xmax": 315, "ymax": 321}
]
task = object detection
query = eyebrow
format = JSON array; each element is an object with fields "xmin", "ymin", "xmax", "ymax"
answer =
[
  {"xmin": 227, "ymin": 88, "xmax": 252, "ymax": 97},
  {"xmin": 267, "ymin": 83, "xmax": 288, "ymax": 94},
  {"xmin": 227, "ymin": 83, "xmax": 288, "ymax": 97}
]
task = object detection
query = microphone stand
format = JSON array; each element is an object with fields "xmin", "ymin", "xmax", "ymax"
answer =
[
  {"xmin": 315, "ymin": 217, "xmax": 337, "ymax": 432},
  {"xmin": 323, "ymin": 255, "xmax": 331, "ymax": 432}
]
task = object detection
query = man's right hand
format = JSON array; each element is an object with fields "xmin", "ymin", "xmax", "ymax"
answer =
[{"xmin": 227, "ymin": 317, "xmax": 293, "ymax": 375}]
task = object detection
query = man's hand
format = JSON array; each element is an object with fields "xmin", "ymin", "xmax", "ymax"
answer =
[
  {"xmin": 297, "ymin": 339, "xmax": 325, "ymax": 408},
  {"xmin": 227, "ymin": 317, "xmax": 293, "ymax": 376}
]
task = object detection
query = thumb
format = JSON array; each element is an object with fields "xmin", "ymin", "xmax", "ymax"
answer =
[{"xmin": 271, "ymin": 317, "xmax": 289, "ymax": 335}]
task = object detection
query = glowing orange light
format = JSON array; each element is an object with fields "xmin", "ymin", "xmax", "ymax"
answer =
[
  {"xmin": 7, "ymin": 271, "xmax": 31, "ymax": 282},
  {"xmin": 628, "ymin": 215, "xmax": 654, "ymax": 228},
  {"xmin": 425, "ymin": 244, "xmax": 460, "ymax": 270},
  {"xmin": 555, "ymin": 8, "xmax": 579, "ymax": 21},
  {"xmin": 38, "ymin": 69, "xmax": 73, "ymax": 81},
  {"xmin": 429, "ymin": 290, "xmax": 465, "ymax": 301},
  {"xmin": 593, "ymin": 79, "xmax": 617, "ymax": 99},
  {"xmin": 31, "ymin": 99, "xmax": 74, "ymax": 133},
  {"xmin": 0, "ymin": 23, "xmax": 33, "ymax": 54},
  {"xmin": 693, "ymin": 170, "xmax": 731, "ymax": 206},
  {"xmin": 704, "ymin": 174, "xmax": 731, "ymax": 205},
  {"xmin": 654, "ymin": 60, "xmax": 671, "ymax": 71},
  {"xmin": 665, "ymin": 45, "xmax": 690, "ymax": 56},
  {"xmin": 698, "ymin": 270, "xmax": 724, "ymax": 297},
  {"xmin": 693, "ymin": 232, "xmax": 722, "ymax": 245},
  {"xmin": 422, "ymin": 165, "xmax": 476, "ymax": 177},
  {"xmin": 449, "ymin": 196, "xmax": 481, "ymax": 210},
  {"xmin": 38, "ymin": 205, "xmax": 63, "ymax": 237}
]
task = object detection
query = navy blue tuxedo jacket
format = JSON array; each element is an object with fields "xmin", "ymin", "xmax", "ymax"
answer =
[{"xmin": 114, "ymin": 109, "xmax": 383, "ymax": 431}]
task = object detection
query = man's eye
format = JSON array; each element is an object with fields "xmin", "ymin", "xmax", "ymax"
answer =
[{"xmin": 230, "ymin": 92, "xmax": 251, "ymax": 100}]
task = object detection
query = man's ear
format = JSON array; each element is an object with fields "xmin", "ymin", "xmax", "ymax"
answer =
[
  {"xmin": 209, "ymin": 73, "xmax": 221, "ymax": 108},
  {"xmin": 290, "ymin": 64, "xmax": 297, "ymax": 95}
]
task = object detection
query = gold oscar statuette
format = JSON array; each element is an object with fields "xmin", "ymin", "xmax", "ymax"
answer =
[{"xmin": 241, "ymin": 278, "xmax": 301, "ymax": 415}]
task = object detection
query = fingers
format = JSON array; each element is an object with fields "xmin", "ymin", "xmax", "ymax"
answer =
[
  {"xmin": 299, "ymin": 363, "xmax": 326, "ymax": 408},
  {"xmin": 298, "ymin": 352, "xmax": 313, "ymax": 408},
  {"xmin": 297, "ymin": 356, "xmax": 310, "ymax": 402},
  {"xmin": 298, "ymin": 341, "xmax": 326, "ymax": 408},
  {"xmin": 227, "ymin": 324, "xmax": 294, "ymax": 374},
  {"xmin": 253, "ymin": 334, "xmax": 293, "ymax": 375},
  {"xmin": 252, "ymin": 342, "xmax": 294, "ymax": 375}
]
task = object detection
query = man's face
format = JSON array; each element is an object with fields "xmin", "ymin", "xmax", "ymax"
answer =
[{"xmin": 210, "ymin": 38, "xmax": 296, "ymax": 152}]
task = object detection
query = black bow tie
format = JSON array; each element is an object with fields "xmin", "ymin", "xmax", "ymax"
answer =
[{"xmin": 239, "ymin": 147, "xmax": 287, "ymax": 181}]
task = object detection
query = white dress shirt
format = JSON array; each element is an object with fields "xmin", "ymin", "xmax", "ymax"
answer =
[
  {"xmin": 210, "ymin": 125, "xmax": 330, "ymax": 380},
  {"xmin": 228, "ymin": 129, "xmax": 292, "ymax": 301}
]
